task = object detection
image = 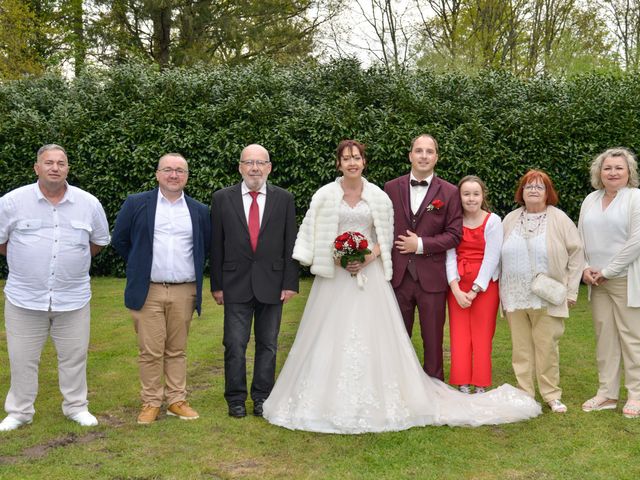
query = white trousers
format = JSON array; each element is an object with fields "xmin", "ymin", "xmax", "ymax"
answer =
[{"xmin": 3, "ymin": 299, "xmax": 91, "ymax": 422}]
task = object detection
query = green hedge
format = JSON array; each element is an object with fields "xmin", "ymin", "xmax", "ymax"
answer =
[{"xmin": 1, "ymin": 61, "xmax": 639, "ymax": 276}]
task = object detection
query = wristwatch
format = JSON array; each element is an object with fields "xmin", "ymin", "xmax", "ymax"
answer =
[{"xmin": 471, "ymin": 284, "xmax": 482, "ymax": 293}]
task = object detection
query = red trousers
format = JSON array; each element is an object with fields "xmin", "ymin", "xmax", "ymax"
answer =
[{"xmin": 447, "ymin": 275, "xmax": 499, "ymax": 387}]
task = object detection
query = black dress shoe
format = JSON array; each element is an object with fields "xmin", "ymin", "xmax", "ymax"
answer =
[
  {"xmin": 253, "ymin": 400, "xmax": 264, "ymax": 417},
  {"xmin": 228, "ymin": 404, "xmax": 246, "ymax": 418}
]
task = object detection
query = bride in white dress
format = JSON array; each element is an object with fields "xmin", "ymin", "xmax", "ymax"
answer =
[{"xmin": 263, "ymin": 140, "xmax": 541, "ymax": 433}]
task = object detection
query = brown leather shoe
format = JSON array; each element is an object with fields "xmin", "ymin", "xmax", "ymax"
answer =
[
  {"xmin": 137, "ymin": 405, "xmax": 160, "ymax": 425},
  {"xmin": 167, "ymin": 401, "xmax": 199, "ymax": 420}
]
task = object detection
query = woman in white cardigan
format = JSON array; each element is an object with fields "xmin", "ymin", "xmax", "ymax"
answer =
[
  {"xmin": 500, "ymin": 170, "xmax": 584, "ymax": 414},
  {"xmin": 579, "ymin": 147, "xmax": 640, "ymax": 418},
  {"xmin": 263, "ymin": 140, "xmax": 541, "ymax": 433}
]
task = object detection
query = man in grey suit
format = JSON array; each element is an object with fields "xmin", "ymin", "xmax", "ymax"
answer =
[{"xmin": 211, "ymin": 144, "xmax": 298, "ymax": 418}]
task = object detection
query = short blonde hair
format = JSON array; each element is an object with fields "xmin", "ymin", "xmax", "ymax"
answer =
[{"xmin": 590, "ymin": 147, "xmax": 639, "ymax": 189}]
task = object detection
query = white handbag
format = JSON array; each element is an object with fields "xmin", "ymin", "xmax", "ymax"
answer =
[
  {"xmin": 526, "ymin": 234, "xmax": 567, "ymax": 306},
  {"xmin": 531, "ymin": 272, "xmax": 567, "ymax": 306}
]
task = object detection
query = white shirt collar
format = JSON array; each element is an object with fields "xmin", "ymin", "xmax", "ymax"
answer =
[
  {"xmin": 35, "ymin": 181, "xmax": 73, "ymax": 203},
  {"xmin": 410, "ymin": 172, "xmax": 434, "ymax": 185},
  {"xmin": 241, "ymin": 182, "xmax": 267, "ymax": 196},
  {"xmin": 157, "ymin": 189, "xmax": 185, "ymax": 205}
]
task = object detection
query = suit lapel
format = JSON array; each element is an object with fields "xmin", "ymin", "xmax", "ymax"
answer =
[
  {"xmin": 230, "ymin": 183, "xmax": 249, "ymax": 234},
  {"xmin": 146, "ymin": 189, "xmax": 159, "ymax": 241},
  {"xmin": 398, "ymin": 175, "xmax": 412, "ymax": 224},
  {"xmin": 185, "ymin": 195, "xmax": 199, "ymax": 241},
  {"xmin": 416, "ymin": 176, "xmax": 442, "ymax": 218},
  {"xmin": 260, "ymin": 184, "xmax": 277, "ymax": 235}
]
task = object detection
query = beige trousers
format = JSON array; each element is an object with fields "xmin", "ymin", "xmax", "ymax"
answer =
[
  {"xmin": 4, "ymin": 300, "xmax": 91, "ymax": 422},
  {"xmin": 130, "ymin": 282, "xmax": 196, "ymax": 406},
  {"xmin": 591, "ymin": 277, "xmax": 640, "ymax": 401},
  {"xmin": 506, "ymin": 308, "xmax": 565, "ymax": 403}
]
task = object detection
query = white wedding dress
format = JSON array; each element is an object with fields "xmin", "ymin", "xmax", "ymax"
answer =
[{"xmin": 263, "ymin": 201, "xmax": 541, "ymax": 434}]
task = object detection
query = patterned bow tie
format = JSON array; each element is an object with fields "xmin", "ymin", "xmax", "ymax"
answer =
[{"xmin": 410, "ymin": 179, "xmax": 428, "ymax": 187}]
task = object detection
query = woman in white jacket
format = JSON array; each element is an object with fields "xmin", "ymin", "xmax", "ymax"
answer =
[
  {"xmin": 579, "ymin": 147, "xmax": 640, "ymax": 418},
  {"xmin": 263, "ymin": 140, "xmax": 541, "ymax": 434}
]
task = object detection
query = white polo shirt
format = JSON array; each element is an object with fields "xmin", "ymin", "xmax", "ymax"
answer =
[{"xmin": 0, "ymin": 182, "xmax": 110, "ymax": 311}]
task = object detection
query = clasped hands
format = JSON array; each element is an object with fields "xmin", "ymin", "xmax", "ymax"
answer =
[
  {"xmin": 341, "ymin": 254, "xmax": 376, "ymax": 275},
  {"xmin": 451, "ymin": 286, "xmax": 478, "ymax": 309},
  {"xmin": 583, "ymin": 267, "xmax": 607, "ymax": 287}
]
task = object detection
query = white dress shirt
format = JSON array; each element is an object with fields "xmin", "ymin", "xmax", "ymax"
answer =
[
  {"xmin": 410, "ymin": 173, "xmax": 434, "ymax": 255},
  {"xmin": 150, "ymin": 191, "xmax": 196, "ymax": 283},
  {"xmin": 0, "ymin": 182, "xmax": 110, "ymax": 311},
  {"xmin": 241, "ymin": 181, "xmax": 267, "ymax": 225}
]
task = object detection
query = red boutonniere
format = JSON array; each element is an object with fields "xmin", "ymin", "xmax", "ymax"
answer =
[{"xmin": 426, "ymin": 199, "xmax": 444, "ymax": 212}]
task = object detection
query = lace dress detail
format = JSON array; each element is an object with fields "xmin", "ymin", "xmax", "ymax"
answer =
[
  {"xmin": 263, "ymin": 200, "xmax": 541, "ymax": 433},
  {"xmin": 501, "ymin": 212, "xmax": 549, "ymax": 312},
  {"xmin": 337, "ymin": 200, "xmax": 376, "ymax": 244}
]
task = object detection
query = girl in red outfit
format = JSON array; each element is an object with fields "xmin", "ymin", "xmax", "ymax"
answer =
[{"xmin": 446, "ymin": 176, "xmax": 502, "ymax": 394}]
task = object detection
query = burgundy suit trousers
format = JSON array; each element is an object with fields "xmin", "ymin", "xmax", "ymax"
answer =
[{"xmin": 394, "ymin": 270, "xmax": 447, "ymax": 380}]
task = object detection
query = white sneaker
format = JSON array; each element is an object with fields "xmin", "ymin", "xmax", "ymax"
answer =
[
  {"xmin": 0, "ymin": 416, "xmax": 31, "ymax": 432},
  {"xmin": 68, "ymin": 411, "xmax": 98, "ymax": 427},
  {"xmin": 459, "ymin": 385, "xmax": 472, "ymax": 394}
]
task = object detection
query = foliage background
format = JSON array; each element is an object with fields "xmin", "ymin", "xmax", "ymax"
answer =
[{"xmin": 1, "ymin": 60, "xmax": 639, "ymax": 276}]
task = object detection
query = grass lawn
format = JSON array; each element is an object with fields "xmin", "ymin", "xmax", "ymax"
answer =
[{"xmin": 0, "ymin": 278, "xmax": 639, "ymax": 479}]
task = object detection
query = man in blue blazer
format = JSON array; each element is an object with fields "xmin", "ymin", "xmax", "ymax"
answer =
[
  {"xmin": 112, "ymin": 153, "xmax": 211, "ymax": 425},
  {"xmin": 211, "ymin": 144, "xmax": 298, "ymax": 418}
]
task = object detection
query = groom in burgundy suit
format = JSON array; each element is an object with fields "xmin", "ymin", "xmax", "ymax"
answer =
[{"xmin": 384, "ymin": 134, "xmax": 462, "ymax": 380}]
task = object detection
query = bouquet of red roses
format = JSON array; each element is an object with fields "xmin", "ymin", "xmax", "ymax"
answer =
[{"xmin": 333, "ymin": 231, "xmax": 372, "ymax": 269}]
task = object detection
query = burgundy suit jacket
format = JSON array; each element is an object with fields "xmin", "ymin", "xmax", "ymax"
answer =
[{"xmin": 384, "ymin": 174, "xmax": 462, "ymax": 292}]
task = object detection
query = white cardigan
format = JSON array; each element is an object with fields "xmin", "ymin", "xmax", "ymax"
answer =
[
  {"xmin": 293, "ymin": 177, "xmax": 394, "ymax": 280},
  {"xmin": 445, "ymin": 212, "xmax": 502, "ymax": 290},
  {"xmin": 578, "ymin": 187, "xmax": 640, "ymax": 307}
]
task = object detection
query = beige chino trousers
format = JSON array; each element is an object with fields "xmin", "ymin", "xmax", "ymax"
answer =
[
  {"xmin": 591, "ymin": 276, "xmax": 640, "ymax": 401},
  {"xmin": 507, "ymin": 308, "xmax": 565, "ymax": 403},
  {"xmin": 130, "ymin": 282, "xmax": 196, "ymax": 406}
]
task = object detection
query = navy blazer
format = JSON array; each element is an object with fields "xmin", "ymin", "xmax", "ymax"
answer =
[{"xmin": 111, "ymin": 188, "xmax": 211, "ymax": 315}]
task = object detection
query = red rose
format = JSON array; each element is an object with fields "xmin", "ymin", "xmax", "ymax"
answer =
[
  {"xmin": 347, "ymin": 238, "xmax": 356, "ymax": 249},
  {"xmin": 359, "ymin": 239, "xmax": 368, "ymax": 249},
  {"xmin": 432, "ymin": 199, "xmax": 444, "ymax": 209},
  {"xmin": 335, "ymin": 241, "xmax": 344, "ymax": 250},
  {"xmin": 337, "ymin": 233, "xmax": 349, "ymax": 242}
]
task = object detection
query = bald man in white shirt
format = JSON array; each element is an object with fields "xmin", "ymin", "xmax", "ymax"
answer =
[{"xmin": 0, "ymin": 144, "xmax": 110, "ymax": 432}]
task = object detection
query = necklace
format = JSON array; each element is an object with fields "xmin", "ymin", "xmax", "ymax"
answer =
[{"xmin": 520, "ymin": 209, "xmax": 547, "ymax": 238}]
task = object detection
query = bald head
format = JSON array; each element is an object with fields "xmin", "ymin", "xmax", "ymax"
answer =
[{"xmin": 239, "ymin": 144, "xmax": 272, "ymax": 191}]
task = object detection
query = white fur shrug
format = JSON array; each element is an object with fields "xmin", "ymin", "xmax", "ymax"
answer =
[{"xmin": 293, "ymin": 177, "xmax": 394, "ymax": 280}]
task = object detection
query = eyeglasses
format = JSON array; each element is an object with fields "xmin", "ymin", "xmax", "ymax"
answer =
[
  {"xmin": 158, "ymin": 168, "xmax": 188, "ymax": 176},
  {"xmin": 524, "ymin": 184, "xmax": 545, "ymax": 191},
  {"xmin": 240, "ymin": 160, "xmax": 270, "ymax": 167}
]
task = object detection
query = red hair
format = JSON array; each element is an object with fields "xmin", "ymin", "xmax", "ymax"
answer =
[{"xmin": 514, "ymin": 169, "xmax": 559, "ymax": 206}]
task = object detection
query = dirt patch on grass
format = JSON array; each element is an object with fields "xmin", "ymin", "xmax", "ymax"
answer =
[
  {"xmin": 0, "ymin": 431, "xmax": 106, "ymax": 464},
  {"xmin": 219, "ymin": 459, "xmax": 264, "ymax": 478},
  {"xmin": 99, "ymin": 413, "xmax": 127, "ymax": 428}
]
